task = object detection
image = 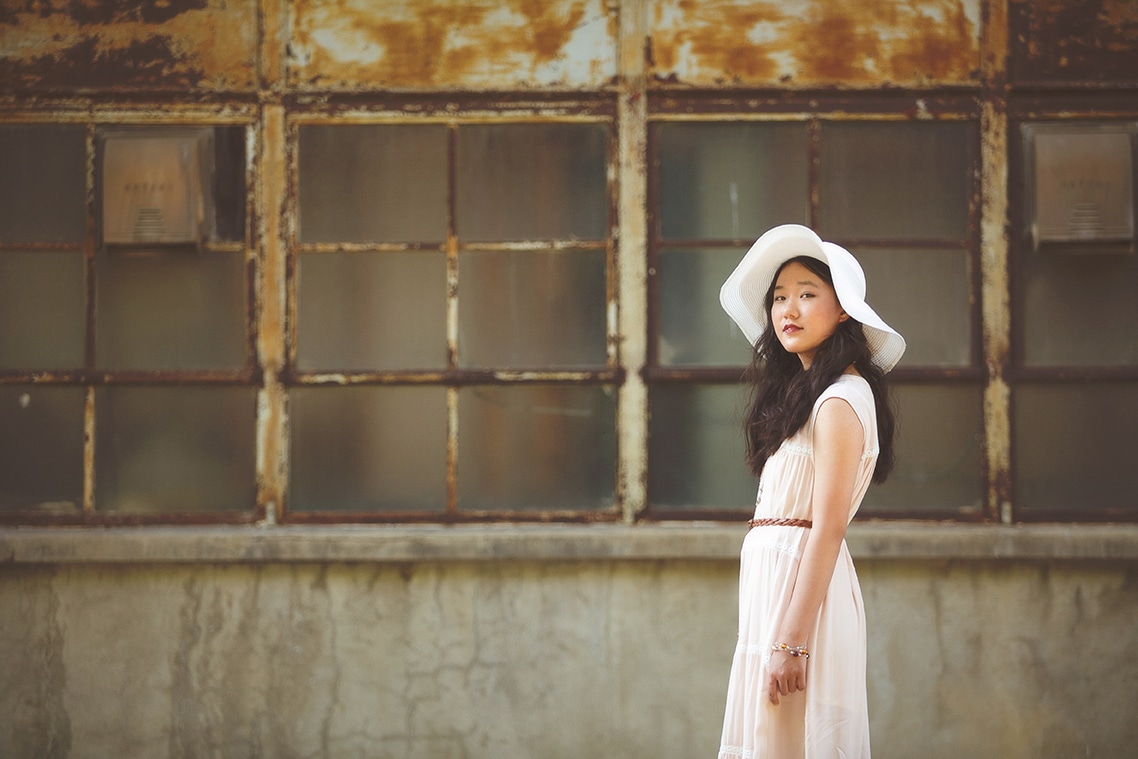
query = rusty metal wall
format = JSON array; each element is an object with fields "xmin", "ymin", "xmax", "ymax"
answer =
[
  {"xmin": 0, "ymin": 0, "xmax": 260, "ymax": 92},
  {"xmin": 1009, "ymin": 0, "xmax": 1138, "ymax": 85},
  {"xmin": 648, "ymin": 0, "xmax": 983, "ymax": 87},
  {"xmin": 289, "ymin": 0, "xmax": 620, "ymax": 90},
  {"xmin": 4, "ymin": 0, "xmax": 1136, "ymax": 95}
]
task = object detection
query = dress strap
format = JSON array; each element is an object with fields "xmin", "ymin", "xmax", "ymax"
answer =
[{"xmin": 747, "ymin": 517, "xmax": 813, "ymax": 530}]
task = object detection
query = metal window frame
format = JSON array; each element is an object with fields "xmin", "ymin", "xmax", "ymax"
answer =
[
  {"xmin": 1005, "ymin": 100, "xmax": 1138, "ymax": 523},
  {"xmin": 640, "ymin": 93, "xmax": 988, "ymax": 522},
  {"xmin": 279, "ymin": 99, "xmax": 626, "ymax": 524},
  {"xmin": 0, "ymin": 107, "xmax": 259, "ymax": 526}
]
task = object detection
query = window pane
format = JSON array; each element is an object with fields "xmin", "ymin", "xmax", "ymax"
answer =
[
  {"xmin": 657, "ymin": 247, "xmax": 751, "ymax": 366},
  {"xmin": 1015, "ymin": 383, "xmax": 1138, "ymax": 514},
  {"xmin": 298, "ymin": 125, "xmax": 447, "ymax": 243},
  {"xmin": 458, "ymin": 385, "xmax": 616, "ymax": 511},
  {"xmin": 95, "ymin": 249, "xmax": 246, "ymax": 370},
  {"xmin": 0, "ymin": 124, "xmax": 86, "ymax": 244},
  {"xmin": 458, "ymin": 250, "xmax": 607, "ymax": 368},
  {"xmin": 1021, "ymin": 251, "xmax": 1138, "ymax": 366},
  {"xmin": 0, "ymin": 251, "xmax": 86, "ymax": 369},
  {"xmin": 211, "ymin": 126, "xmax": 248, "ymax": 243},
  {"xmin": 0, "ymin": 386, "xmax": 84, "ymax": 512},
  {"xmin": 855, "ymin": 247, "xmax": 972, "ymax": 367},
  {"xmin": 289, "ymin": 386, "xmax": 447, "ymax": 512},
  {"xmin": 656, "ymin": 122, "xmax": 809, "ymax": 240},
  {"xmin": 861, "ymin": 383, "xmax": 984, "ymax": 514},
  {"xmin": 819, "ymin": 121, "xmax": 972, "ymax": 241},
  {"xmin": 456, "ymin": 123, "xmax": 608, "ymax": 241},
  {"xmin": 649, "ymin": 384, "xmax": 756, "ymax": 510},
  {"xmin": 95, "ymin": 387, "xmax": 256, "ymax": 512},
  {"xmin": 297, "ymin": 251, "xmax": 446, "ymax": 371}
]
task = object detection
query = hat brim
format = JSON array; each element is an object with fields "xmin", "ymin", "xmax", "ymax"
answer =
[{"xmin": 719, "ymin": 224, "xmax": 906, "ymax": 373}]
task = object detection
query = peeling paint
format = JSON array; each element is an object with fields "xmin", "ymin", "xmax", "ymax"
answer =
[
  {"xmin": 0, "ymin": 0, "xmax": 258, "ymax": 92},
  {"xmin": 1008, "ymin": 0, "xmax": 1138, "ymax": 84},
  {"xmin": 288, "ymin": 0, "xmax": 618, "ymax": 90},
  {"xmin": 649, "ymin": 0, "xmax": 982, "ymax": 86}
]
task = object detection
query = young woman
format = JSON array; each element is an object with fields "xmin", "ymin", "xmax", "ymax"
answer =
[{"xmin": 716, "ymin": 224, "xmax": 904, "ymax": 758}]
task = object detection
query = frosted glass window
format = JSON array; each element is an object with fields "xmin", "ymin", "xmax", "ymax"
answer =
[
  {"xmin": 458, "ymin": 250, "xmax": 607, "ymax": 368},
  {"xmin": 297, "ymin": 251, "xmax": 447, "ymax": 371},
  {"xmin": 456, "ymin": 123, "xmax": 608, "ymax": 242},
  {"xmin": 95, "ymin": 387, "xmax": 256, "ymax": 512},
  {"xmin": 289, "ymin": 386, "xmax": 447, "ymax": 512},
  {"xmin": 855, "ymin": 247, "xmax": 972, "ymax": 367},
  {"xmin": 458, "ymin": 385, "xmax": 616, "ymax": 511},
  {"xmin": 1015, "ymin": 384, "xmax": 1138, "ymax": 513},
  {"xmin": 0, "ymin": 251, "xmax": 86, "ymax": 369},
  {"xmin": 1021, "ymin": 252, "xmax": 1138, "ymax": 366},
  {"xmin": 819, "ymin": 122, "xmax": 972, "ymax": 241},
  {"xmin": 649, "ymin": 384, "xmax": 756, "ymax": 510},
  {"xmin": 656, "ymin": 122, "xmax": 810, "ymax": 240},
  {"xmin": 0, "ymin": 125, "xmax": 86, "ymax": 244},
  {"xmin": 0, "ymin": 386, "xmax": 84, "ymax": 512},
  {"xmin": 861, "ymin": 384, "xmax": 984, "ymax": 514},
  {"xmin": 657, "ymin": 247, "xmax": 752, "ymax": 366},
  {"xmin": 95, "ymin": 249, "xmax": 246, "ymax": 370},
  {"xmin": 298, "ymin": 125, "xmax": 447, "ymax": 243}
]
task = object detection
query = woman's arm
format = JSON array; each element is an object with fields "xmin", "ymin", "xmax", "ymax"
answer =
[{"xmin": 768, "ymin": 396, "xmax": 864, "ymax": 705}]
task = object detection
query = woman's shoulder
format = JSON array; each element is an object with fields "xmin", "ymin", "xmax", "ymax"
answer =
[
  {"xmin": 814, "ymin": 373, "xmax": 875, "ymax": 418},
  {"xmin": 820, "ymin": 372, "xmax": 872, "ymax": 399}
]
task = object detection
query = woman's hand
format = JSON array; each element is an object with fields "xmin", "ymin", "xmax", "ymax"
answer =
[{"xmin": 768, "ymin": 650, "xmax": 808, "ymax": 705}]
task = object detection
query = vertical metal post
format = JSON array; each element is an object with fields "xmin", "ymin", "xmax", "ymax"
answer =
[
  {"xmin": 979, "ymin": 0, "xmax": 1013, "ymax": 522},
  {"xmin": 255, "ymin": 103, "xmax": 288, "ymax": 524},
  {"xmin": 616, "ymin": 0, "xmax": 649, "ymax": 522}
]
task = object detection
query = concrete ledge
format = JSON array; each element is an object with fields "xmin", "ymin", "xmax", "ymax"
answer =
[
  {"xmin": 2, "ymin": 522, "xmax": 1138, "ymax": 564},
  {"xmin": 848, "ymin": 522, "xmax": 1138, "ymax": 560}
]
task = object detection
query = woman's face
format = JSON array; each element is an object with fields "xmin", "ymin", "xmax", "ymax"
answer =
[{"xmin": 770, "ymin": 260, "xmax": 849, "ymax": 369}]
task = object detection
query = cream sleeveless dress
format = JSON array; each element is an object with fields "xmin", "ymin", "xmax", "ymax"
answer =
[{"xmin": 717, "ymin": 374, "xmax": 876, "ymax": 759}]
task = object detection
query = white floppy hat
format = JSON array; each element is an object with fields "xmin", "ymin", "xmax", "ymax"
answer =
[{"xmin": 720, "ymin": 224, "xmax": 906, "ymax": 373}]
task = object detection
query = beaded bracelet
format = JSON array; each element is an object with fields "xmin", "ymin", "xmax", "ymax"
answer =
[{"xmin": 771, "ymin": 642, "xmax": 810, "ymax": 659}]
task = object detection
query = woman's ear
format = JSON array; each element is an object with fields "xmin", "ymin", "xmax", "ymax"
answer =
[{"xmin": 838, "ymin": 311, "xmax": 850, "ymax": 323}]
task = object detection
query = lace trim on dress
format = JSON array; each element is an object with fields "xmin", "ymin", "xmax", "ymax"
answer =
[
  {"xmin": 744, "ymin": 534, "xmax": 801, "ymax": 558},
  {"xmin": 718, "ymin": 745, "xmax": 753, "ymax": 759},
  {"xmin": 778, "ymin": 440, "xmax": 879, "ymax": 460},
  {"xmin": 780, "ymin": 441, "xmax": 811, "ymax": 456}
]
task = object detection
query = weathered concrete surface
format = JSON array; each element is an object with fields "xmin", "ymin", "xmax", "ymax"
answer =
[
  {"xmin": 2, "ymin": 555, "xmax": 1137, "ymax": 759},
  {"xmin": 0, "ymin": 560, "xmax": 735, "ymax": 759},
  {"xmin": 861, "ymin": 560, "xmax": 1138, "ymax": 759}
]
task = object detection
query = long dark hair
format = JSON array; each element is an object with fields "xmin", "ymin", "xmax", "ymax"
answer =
[{"xmin": 742, "ymin": 256, "xmax": 896, "ymax": 483}]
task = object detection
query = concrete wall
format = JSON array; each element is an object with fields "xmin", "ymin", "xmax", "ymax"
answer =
[{"xmin": 3, "ymin": 526, "xmax": 1137, "ymax": 759}]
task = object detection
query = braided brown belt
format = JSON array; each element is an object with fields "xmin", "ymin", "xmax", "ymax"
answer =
[{"xmin": 748, "ymin": 518, "xmax": 813, "ymax": 529}]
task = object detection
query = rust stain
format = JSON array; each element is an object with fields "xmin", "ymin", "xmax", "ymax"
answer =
[
  {"xmin": 650, "ymin": 0, "xmax": 980, "ymax": 86},
  {"xmin": 289, "ymin": 0, "xmax": 616, "ymax": 90},
  {"xmin": 650, "ymin": 0, "xmax": 787, "ymax": 80},
  {"xmin": 0, "ymin": 0, "xmax": 258, "ymax": 92},
  {"xmin": 1009, "ymin": 0, "xmax": 1138, "ymax": 84}
]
